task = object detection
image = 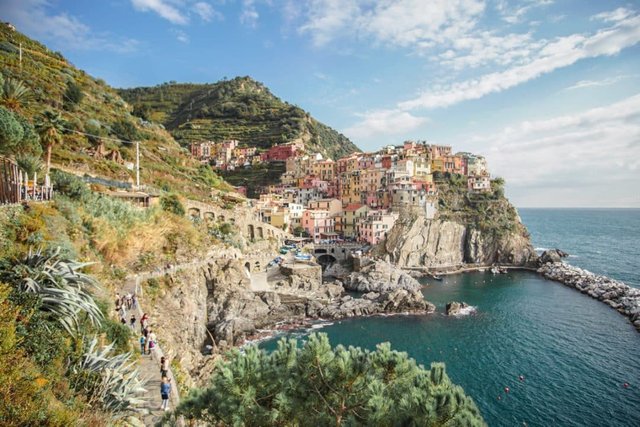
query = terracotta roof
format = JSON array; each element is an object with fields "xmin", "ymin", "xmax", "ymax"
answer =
[{"xmin": 344, "ymin": 203, "xmax": 365, "ymax": 212}]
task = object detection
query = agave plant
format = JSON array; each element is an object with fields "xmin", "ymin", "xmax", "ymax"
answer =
[
  {"xmin": 71, "ymin": 337, "xmax": 147, "ymax": 416},
  {"xmin": 3, "ymin": 247, "xmax": 104, "ymax": 334}
]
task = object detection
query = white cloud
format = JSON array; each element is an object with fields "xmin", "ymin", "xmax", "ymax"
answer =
[
  {"xmin": 2, "ymin": 0, "xmax": 139, "ymax": 52},
  {"xmin": 240, "ymin": 0, "xmax": 259, "ymax": 27},
  {"xmin": 398, "ymin": 12, "xmax": 640, "ymax": 110},
  {"xmin": 192, "ymin": 2, "xmax": 221, "ymax": 22},
  {"xmin": 298, "ymin": 0, "xmax": 485, "ymax": 48},
  {"xmin": 564, "ymin": 74, "xmax": 639, "ymax": 91},
  {"xmin": 343, "ymin": 109, "xmax": 428, "ymax": 140},
  {"xmin": 437, "ymin": 31, "xmax": 541, "ymax": 70},
  {"xmin": 172, "ymin": 29, "xmax": 189, "ymax": 43},
  {"xmin": 495, "ymin": 0, "xmax": 553, "ymax": 25},
  {"xmin": 131, "ymin": 0, "xmax": 189, "ymax": 25},
  {"xmin": 591, "ymin": 7, "xmax": 634, "ymax": 23},
  {"xmin": 476, "ymin": 94, "xmax": 640, "ymax": 206}
]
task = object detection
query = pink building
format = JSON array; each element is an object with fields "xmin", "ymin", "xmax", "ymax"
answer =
[
  {"xmin": 357, "ymin": 210, "xmax": 398, "ymax": 245},
  {"xmin": 302, "ymin": 209, "xmax": 335, "ymax": 242}
]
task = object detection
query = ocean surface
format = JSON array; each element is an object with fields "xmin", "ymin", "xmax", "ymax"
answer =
[{"xmin": 261, "ymin": 208, "xmax": 640, "ymax": 426}]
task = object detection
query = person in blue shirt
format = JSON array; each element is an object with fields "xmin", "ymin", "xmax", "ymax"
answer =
[
  {"xmin": 139, "ymin": 335, "xmax": 146, "ymax": 355},
  {"xmin": 160, "ymin": 376, "xmax": 171, "ymax": 411}
]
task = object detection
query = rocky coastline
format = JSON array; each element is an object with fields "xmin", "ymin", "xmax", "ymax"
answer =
[{"xmin": 538, "ymin": 259, "xmax": 640, "ymax": 332}]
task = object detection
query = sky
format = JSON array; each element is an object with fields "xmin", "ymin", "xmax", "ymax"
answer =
[{"xmin": 1, "ymin": 0, "xmax": 639, "ymax": 207}]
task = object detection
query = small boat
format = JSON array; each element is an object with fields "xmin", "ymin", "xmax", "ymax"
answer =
[{"xmin": 431, "ymin": 274, "xmax": 443, "ymax": 281}]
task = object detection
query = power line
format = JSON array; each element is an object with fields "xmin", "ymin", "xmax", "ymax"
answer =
[{"xmin": 60, "ymin": 127, "xmax": 138, "ymax": 145}]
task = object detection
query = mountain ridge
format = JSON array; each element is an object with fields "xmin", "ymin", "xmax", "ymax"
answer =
[{"xmin": 118, "ymin": 76, "xmax": 360, "ymax": 160}]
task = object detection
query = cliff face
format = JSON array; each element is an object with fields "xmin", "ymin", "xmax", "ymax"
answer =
[{"xmin": 377, "ymin": 212, "xmax": 537, "ymax": 269}]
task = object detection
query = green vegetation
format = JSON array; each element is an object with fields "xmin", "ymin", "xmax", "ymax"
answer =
[
  {"xmin": 160, "ymin": 193, "xmax": 186, "ymax": 216},
  {"xmin": 436, "ymin": 173, "xmax": 519, "ymax": 238},
  {"xmin": 0, "ymin": 25, "xmax": 231, "ymax": 201},
  {"xmin": 118, "ymin": 76, "xmax": 360, "ymax": 160},
  {"xmin": 0, "ymin": 248, "xmax": 145, "ymax": 425},
  {"xmin": 220, "ymin": 161, "xmax": 286, "ymax": 198},
  {"xmin": 170, "ymin": 333, "xmax": 485, "ymax": 426},
  {"xmin": 62, "ymin": 80, "xmax": 83, "ymax": 111}
]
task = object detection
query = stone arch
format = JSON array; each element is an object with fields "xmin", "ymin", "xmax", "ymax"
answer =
[
  {"xmin": 219, "ymin": 215, "xmax": 226, "ymax": 222},
  {"xmin": 203, "ymin": 211, "xmax": 215, "ymax": 222},
  {"xmin": 254, "ymin": 261, "xmax": 261, "ymax": 271},
  {"xmin": 188, "ymin": 207, "xmax": 201, "ymax": 218},
  {"xmin": 317, "ymin": 254, "xmax": 337, "ymax": 269},
  {"xmin": 257, "ymin": 226, "xmax": 264, "ymax": 239},
  {"xmin": 244, "ymin": 262, "xmax": 251, "ymax": 273},
  {"xmin": 248, "ymin": 224, "xmax": 255, "ymax": 240}
]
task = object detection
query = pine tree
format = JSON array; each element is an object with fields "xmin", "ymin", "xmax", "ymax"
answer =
[{"xmin": 170, "ymin": 333, "xmax": 486, "ymax": 426}]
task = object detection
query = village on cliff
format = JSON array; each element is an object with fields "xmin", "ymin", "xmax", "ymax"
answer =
[{"xmin": 190, "ymin": 139, "xmax": 495, "ymax": 244}]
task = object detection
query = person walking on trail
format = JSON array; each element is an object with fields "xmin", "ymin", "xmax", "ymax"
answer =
[
  {"xmin": 130, "ymin": 314, "xmax": 136, "ymax": 330},
  {"xmin": 131, "ymin": 294, "xmax": 138, "ymax": 310},
  {"xmin": 143, "ymin": 327, "xmax": 150, "ymax": 354},
  {"xmin": 139, "ymin": 335, "xmax": 146, "ymax": 355},
  {"xmin": 160, "ymin": 377, "xmax": 171, "ymax": 411},
  {"xmin": 140, "ymin": 313, "xmax": 149, "ymax": 333},
  {"xmin": 160, "ymin": 356, "xmax": 169, "ymax": 378},
  {"xmin": 148, "ymin": 330, "xmax": 157, "ymax": 357},
  {"xmin": 149, "ymin": 337, "xmax": 156, "ymax": 359}
]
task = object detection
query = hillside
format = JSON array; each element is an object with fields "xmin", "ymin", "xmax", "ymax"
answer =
[
  {"xmin": 0, "ymin": 24, "xmax": 231, "ymax": 201},
  {"xmin": 118, "ymin": 77, "xmax": 360, "ymax": 160}
]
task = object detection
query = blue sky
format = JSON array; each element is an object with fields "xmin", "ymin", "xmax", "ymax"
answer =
[{"xmin": 1, "ymin": 0, "xmax": 639, "ymax": 207}]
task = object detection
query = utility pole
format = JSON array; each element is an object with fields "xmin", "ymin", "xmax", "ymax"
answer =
[{"xmin": 135, "ymin": 141, "xmax": 140, "ymax": 189}]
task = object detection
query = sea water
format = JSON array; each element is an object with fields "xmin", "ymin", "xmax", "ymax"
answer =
[{"xmin": 261, "ymin": 209, "xmax": 640, "ymax": 426}]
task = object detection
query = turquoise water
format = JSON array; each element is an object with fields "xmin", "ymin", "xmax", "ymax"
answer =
[
  {"xmin": 261, "ymin": 209, "xmax": 640, "ymax": 426},
  {"xmin": 519, "ymin": 208, "xmax": 640, "ymax": 288}
]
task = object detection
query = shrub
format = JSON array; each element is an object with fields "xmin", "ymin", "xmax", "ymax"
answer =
[
  {"xmin": 160, "ymin": 193, "xmax": 185, "ymax": 216},
  {"xmin": 63, "ymin": 81, "xmax": 84, "ymax": 110},
  {"xmin": 0, "ymin": 41, "xmax": 18, "ymax": 54},
  {"xmin": 110, "ymin": 119, "xmax": 139, "ymax": 142},
  {"xmin": 0, "ymin": 105, "xmax": 24, "ymax": 153},
  {"xmin": 50, "ymin": 170, "xmax": 90, "ymax": 200}
]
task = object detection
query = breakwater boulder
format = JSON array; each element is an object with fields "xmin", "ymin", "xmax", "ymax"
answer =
[
  {"xmin": 538, "ymin": 249, "xmax": 569, "ymax": 265},
  {"xmin": 538, "ymin": 262, "xmax": 640, "ymax": 331}
]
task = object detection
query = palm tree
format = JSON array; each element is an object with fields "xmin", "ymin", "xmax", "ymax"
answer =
[
  {"xmin": 1, "ymin": 78, "xmax": 33, "ymax": 112},
  {"xmin": 36, "ymin": 110, "xmax": 64, "ymax": 174},
  {"xmin": 16, "ymin": 153, "xmax": 42, "ymax": 177}
]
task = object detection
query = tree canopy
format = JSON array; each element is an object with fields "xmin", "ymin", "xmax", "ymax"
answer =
[{"xmin": 172, "ymin": 333, "xmax": 486, "ymax": 426}]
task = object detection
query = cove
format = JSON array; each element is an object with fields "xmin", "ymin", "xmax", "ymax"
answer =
[{"xmin": 261, "ymin": 271, "xmax": 640, "ymax": 426}]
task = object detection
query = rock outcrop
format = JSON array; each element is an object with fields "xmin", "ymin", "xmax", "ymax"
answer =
[
  {"xmin": 538, "ymin": 249, "xmax": 569, "ymax": 265},
  {"xmin": 538, "ymin": 261, "xmax": 640, "ymax": 332},
  {"xmin": 343, "ymin": 258, "xmax": 422, "ymax": 292},
  {"xmin": 375, "ymin": 212, "xmax": 537, "ymax": 269},
  {"xmin": 445, "ymin": 301, "xmax": 472, "ymax": 316}
]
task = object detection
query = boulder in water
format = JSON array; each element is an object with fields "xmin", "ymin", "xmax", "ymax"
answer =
[{"xmin": 445, "ymin": 301, "xmax": 470, "ymax": 316}]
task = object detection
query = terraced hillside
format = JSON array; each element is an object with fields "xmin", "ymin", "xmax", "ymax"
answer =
[
  {"xmin": 0, "ymin": 24, "xmax": 230, "ymax": 200},
  {"xmin": 118, "ymin": 77, "xmax": 360, "ymax": 160}
]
